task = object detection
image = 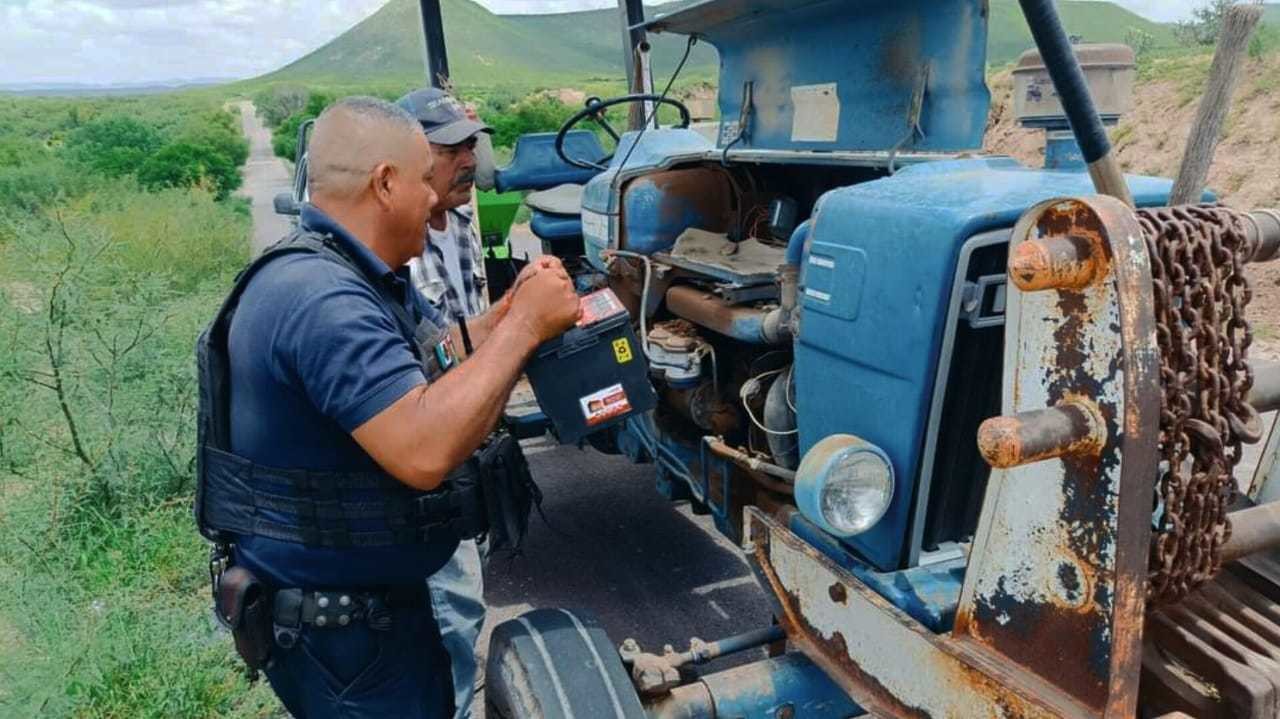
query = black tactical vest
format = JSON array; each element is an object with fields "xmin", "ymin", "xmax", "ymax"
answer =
[{"xmin": 194, "ymin": 228, "xmax": 484, "ymax": 548}]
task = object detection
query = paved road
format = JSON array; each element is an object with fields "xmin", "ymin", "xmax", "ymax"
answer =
[
  {"xmin": 479, "ymin": 438, "xmax": 775, "ymax": 667},
  {"xmin": 236, "ymin": 102, "xmax": 294, "ymax": 255}
]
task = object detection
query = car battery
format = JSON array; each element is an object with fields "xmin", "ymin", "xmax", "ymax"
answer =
[{"xmin": 525, "ymin": 289, "xmax": 657, "ymax": 444}]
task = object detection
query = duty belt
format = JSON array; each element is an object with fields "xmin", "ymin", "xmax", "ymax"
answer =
[{"xmin": 271, "ymin": 585, "xmax": 429, "ymax": 648}]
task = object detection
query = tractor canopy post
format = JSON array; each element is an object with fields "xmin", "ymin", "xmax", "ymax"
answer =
[{"xmin": 419, "ymin": 0, "xmax": 450, "ymax": 88}]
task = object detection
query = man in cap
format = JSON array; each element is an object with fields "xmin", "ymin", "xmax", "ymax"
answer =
[{"xmin": 398, "ymin": 87, "xmax": 494, "ymax": 323}]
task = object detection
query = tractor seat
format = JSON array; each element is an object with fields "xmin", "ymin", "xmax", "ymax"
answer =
[
  {"xmin": 530, "ymin": 210, "xmax": 583, "ymax": 243},
  {"xmin": 494, "ymin": 131, "xmax": 608, "ymax": 195},
  {"xmin": 525, "ymin": 183, "xmax": 584, "ymax": 217}
]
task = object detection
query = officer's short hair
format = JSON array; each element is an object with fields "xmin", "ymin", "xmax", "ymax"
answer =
[{"xmin": 307, "ymin": 96, "xmax": 426, "ymax": 199}]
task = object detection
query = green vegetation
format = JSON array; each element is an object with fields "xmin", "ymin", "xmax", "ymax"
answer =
[
  {"xmin": 0, "ymin": 94, "xmax": 274, "ymax": 717},
  {"xmin": 252, "ymin": 0, "xmax": 714, "ymax": 90}
]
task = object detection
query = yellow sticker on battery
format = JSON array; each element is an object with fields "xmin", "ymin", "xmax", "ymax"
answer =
[{"xmin": 612, "ymin": 338, "xmax": 634, "ymax": 364}]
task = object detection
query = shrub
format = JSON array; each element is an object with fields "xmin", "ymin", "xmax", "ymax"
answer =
[
  {"xmin": 482, "ymin": 95, "xmax": 579, "ymax": 148},
  {"xmin": 253, "ymin": 84, "xmax": 310, "ymax": 128},
  {"xmin": 65, "ymin": 115, "xmax": 163, "ymax": 178}
]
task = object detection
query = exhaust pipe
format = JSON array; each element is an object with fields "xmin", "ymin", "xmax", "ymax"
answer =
[{"xmin": 1018, "ymin": 0, "xmax": 1134, "ymax": 208}]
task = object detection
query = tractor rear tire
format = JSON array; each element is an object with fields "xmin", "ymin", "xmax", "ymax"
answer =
[{"xmin": 485, "ymin": 608, "xmax": 647, "ymax": 719}]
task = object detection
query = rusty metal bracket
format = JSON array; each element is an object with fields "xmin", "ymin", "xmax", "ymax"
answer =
[
  {"xmin": 958, "ymin": 196, "xmax": 1160, "ymax": 717},
  {"xmin": 746, "ymin": 508, "xmax": 1076, "ymax": 717},
  {"xmin": 747, "ymin": 196, "xmax": 1162, "ymax": 718}
]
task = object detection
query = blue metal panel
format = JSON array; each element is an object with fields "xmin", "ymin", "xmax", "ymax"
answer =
[
  {"xmin": 582, "ymin": 129, "xmax": 715, "ymax": 271},
  {"xmin": 790, "ymin": 513, "xmax": 964, "ymax": 633},
  {"xmin": 648, "ymin": 0, "xmax": 991, "ymax": 153},
  {"xmin": 580, "ymin": 129, "xmax": 716, "ymax": 216},
  {"xmin": 795, "ymin": 157, "xmax": 1176, "ymax": 571}
]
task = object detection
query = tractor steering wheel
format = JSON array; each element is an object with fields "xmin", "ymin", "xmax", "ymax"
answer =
[{"xmin": 555, "ymin": 94, "xmax": 693, "ymax": 171}]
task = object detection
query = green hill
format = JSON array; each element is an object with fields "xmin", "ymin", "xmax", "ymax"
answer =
[
  {"xmin": 260, "ymin": 0, "xmax": 1178, "ymax": 89},
  {"xmin": 1265, "ymin": 4, "xmax": 1280, "ymax": 25},
  {"xmin": 988, "ymin": 0, "xmax": 1176, "ymax": 67}
]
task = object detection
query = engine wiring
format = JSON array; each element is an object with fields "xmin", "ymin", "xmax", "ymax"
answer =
[
  {"xmin": 740, "ymin": 368, "xmax": 799, "ymax": 437},
  {"xmin": 603, "ymin": 249, "xmax": 654, "ymax": 362}
]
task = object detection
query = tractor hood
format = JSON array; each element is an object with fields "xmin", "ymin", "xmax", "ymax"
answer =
[{"xmin": 644, "ymin": 0, "xmax": 991, "ymax": 154}]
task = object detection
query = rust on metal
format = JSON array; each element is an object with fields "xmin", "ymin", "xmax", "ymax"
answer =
[
  {"xmin": 959, "ymin": 196, "xmax": 1159, "ymax": 717},
  {"xmin": 977, "ymin": 398, "xmax": 1107, "ymax": 469},
  {"xmin": 665, "ymin": 285, "xmax": 772, "ymax": 342},
  {"xmin": 1142, "ymin": 565, "xmax": 1280, "ymax": 717},
  {"xmin": 745, "ymin": 508, "xmax": 1091, "ymax": 718},
  {"xmin": 1009, "ymin": 233, "xmax": 1109, "ymax": 292},
  {"xmin": 1140, "ymin": 205, "xmax": 1261, "ymax": 605}
]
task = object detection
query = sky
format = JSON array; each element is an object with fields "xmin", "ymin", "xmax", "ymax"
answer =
[{"xmin": 1, "ymin": 0, "xmax": 1209, "ymax": 87}]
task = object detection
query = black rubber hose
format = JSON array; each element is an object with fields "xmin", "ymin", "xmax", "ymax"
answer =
[{"xmin": 1018, "ymin": 0, "xmax": 1112, "ymax": 164}]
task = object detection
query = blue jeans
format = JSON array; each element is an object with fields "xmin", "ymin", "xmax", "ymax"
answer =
[
  {"xmin": 427, "ymin": 539, "xmax": 486, "ymax": 719},
  {"xmin": 264, "ymin": 607, "xmax": 454, "ymax": 719}
]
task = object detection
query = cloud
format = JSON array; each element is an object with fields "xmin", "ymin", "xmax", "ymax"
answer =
[
  {"xmin": 1, "ymin": 0, "xmax": 1208, "ymax": 86},
  {"xmin": 2, "ymin": 0, "xmax": 384, "ymax": 85}
]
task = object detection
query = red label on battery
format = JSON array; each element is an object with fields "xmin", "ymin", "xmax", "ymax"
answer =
[
  {"xmin": 580, "ymin": 383, "xmax": 632, "ymax": 427},
  {"xmin": 577, "ymin": 289, "xmax": 628, "ymax": 327}
]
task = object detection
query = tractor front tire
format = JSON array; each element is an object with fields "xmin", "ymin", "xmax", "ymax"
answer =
[{"xmin": 485, "ymin": 608, "xmax": 647, "ymax": 719}]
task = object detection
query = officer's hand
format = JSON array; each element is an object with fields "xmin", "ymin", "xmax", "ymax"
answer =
[
  {"xmin": 513, "ymin": 256, "xmax": 566, "ymax": 291},
  {"xmin": 509, "ymin": 266, "xmax": 581, "ymax": 342}
]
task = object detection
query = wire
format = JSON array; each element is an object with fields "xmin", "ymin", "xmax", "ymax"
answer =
[
  {"xmin": 740, "ymin": 369, "xmax": 799, "ymax": 437},
  {"xmin": 604, "ymin": 249, "xmax": 653, "ymax": 361},
  {"xmin": 706, "ymin": 343, "xmax": 720, "ymax": 399},
  {"xmin": 613, "ymin": 35, "xmax": 697, "ymax": 185},
  {"xmin": 785, "ymin": 364, "xmax": 798, "ymax": 414}
]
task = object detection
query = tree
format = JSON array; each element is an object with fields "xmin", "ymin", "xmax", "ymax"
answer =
[
  {"xmin": 253, "ymin": 85, "xmax": 310, "ymax": 128},
  {"xmin": 270, "ymin": 91, "xmax": 336, "ymax": 162},
  {"xmin": 1125, "ymin": 27, "xmax": 1156, "ymax": 62},
  {"xmin": 1175, "ymin": 0, "xmax": 1262, "ymax": 46},
  {"xmin": 137, "ymin": 142, "xmax": 241, "ymax": 199},
  {"xmin": 481, "ymin": 96, "xmax": 579, "ymax": 148},
  {"xmin": 65, "ymin": 116, "xmax": 162, "ymax": 178}
]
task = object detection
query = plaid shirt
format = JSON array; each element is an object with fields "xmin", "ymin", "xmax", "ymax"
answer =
[{"xmin": 409, "ymin": 207, "xmax": 486, "ymax": 322}]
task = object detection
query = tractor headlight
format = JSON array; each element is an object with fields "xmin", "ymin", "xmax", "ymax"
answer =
[{"xmin": 795, "ymin": 435, "xmax": 894, "ymax": 538}]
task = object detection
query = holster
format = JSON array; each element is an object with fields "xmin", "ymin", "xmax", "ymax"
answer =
[
  {"xmin": 215, "ymin": 566, "xmax": 273, "ymax": 673},
  {"xmin": 477, "ymin": 430, "xmax": 541, "ymax": 555}
]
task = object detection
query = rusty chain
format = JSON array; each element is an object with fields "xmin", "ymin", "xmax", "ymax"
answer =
[{"xmin": 1138, "ymin": 205, "xmax": 1263, "ymax": 605}]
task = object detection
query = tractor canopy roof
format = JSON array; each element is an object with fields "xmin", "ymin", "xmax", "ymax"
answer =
[{"xmin": 643, "ymin": 0, "xmax": 991, "ymax": 154}]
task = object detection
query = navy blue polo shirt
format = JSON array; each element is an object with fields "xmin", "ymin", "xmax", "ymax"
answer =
[{"xmin": 228, "ymin": 204, "xmax": 458, "ymax": 589}]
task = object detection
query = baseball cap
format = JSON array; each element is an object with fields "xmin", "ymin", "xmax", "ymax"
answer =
[{"xmin": 396, "ymin": 88, "xmax": 493, "ymax": 146}]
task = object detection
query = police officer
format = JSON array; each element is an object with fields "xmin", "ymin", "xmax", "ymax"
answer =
[{"xmin": 198, "ymin": 96, "xmax": 580, "ymax": 718}]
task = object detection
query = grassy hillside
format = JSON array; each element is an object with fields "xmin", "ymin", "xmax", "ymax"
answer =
[
  {"xmin": 261, "ymin": 0, "xmax": 715, "ymax": 89},
  {"xmin": 259, "ymin": 0, "xmax": 1179, "ymax": 90},
  {"xmin": 989, "ymin": 0, "xmax": 1176, "ymax": 66}
]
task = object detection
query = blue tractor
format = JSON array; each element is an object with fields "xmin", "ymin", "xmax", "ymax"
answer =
[{"xmin": 406, "ymin": 0, "xmax": 1280, "ymax": 716}]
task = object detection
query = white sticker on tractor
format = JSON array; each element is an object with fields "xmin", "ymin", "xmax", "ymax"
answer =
[
  {"xmin": 790, "ymin": 83, "xmax": 840, "ymax": 143},
  {"xmin": 580, "ymin": 383, "xmax": 632, "ymax": 427}
]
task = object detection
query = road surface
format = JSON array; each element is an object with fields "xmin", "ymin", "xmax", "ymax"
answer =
[{"xmin": 236, "ymin": 102, "xmax": 294, "ymax": 255}]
